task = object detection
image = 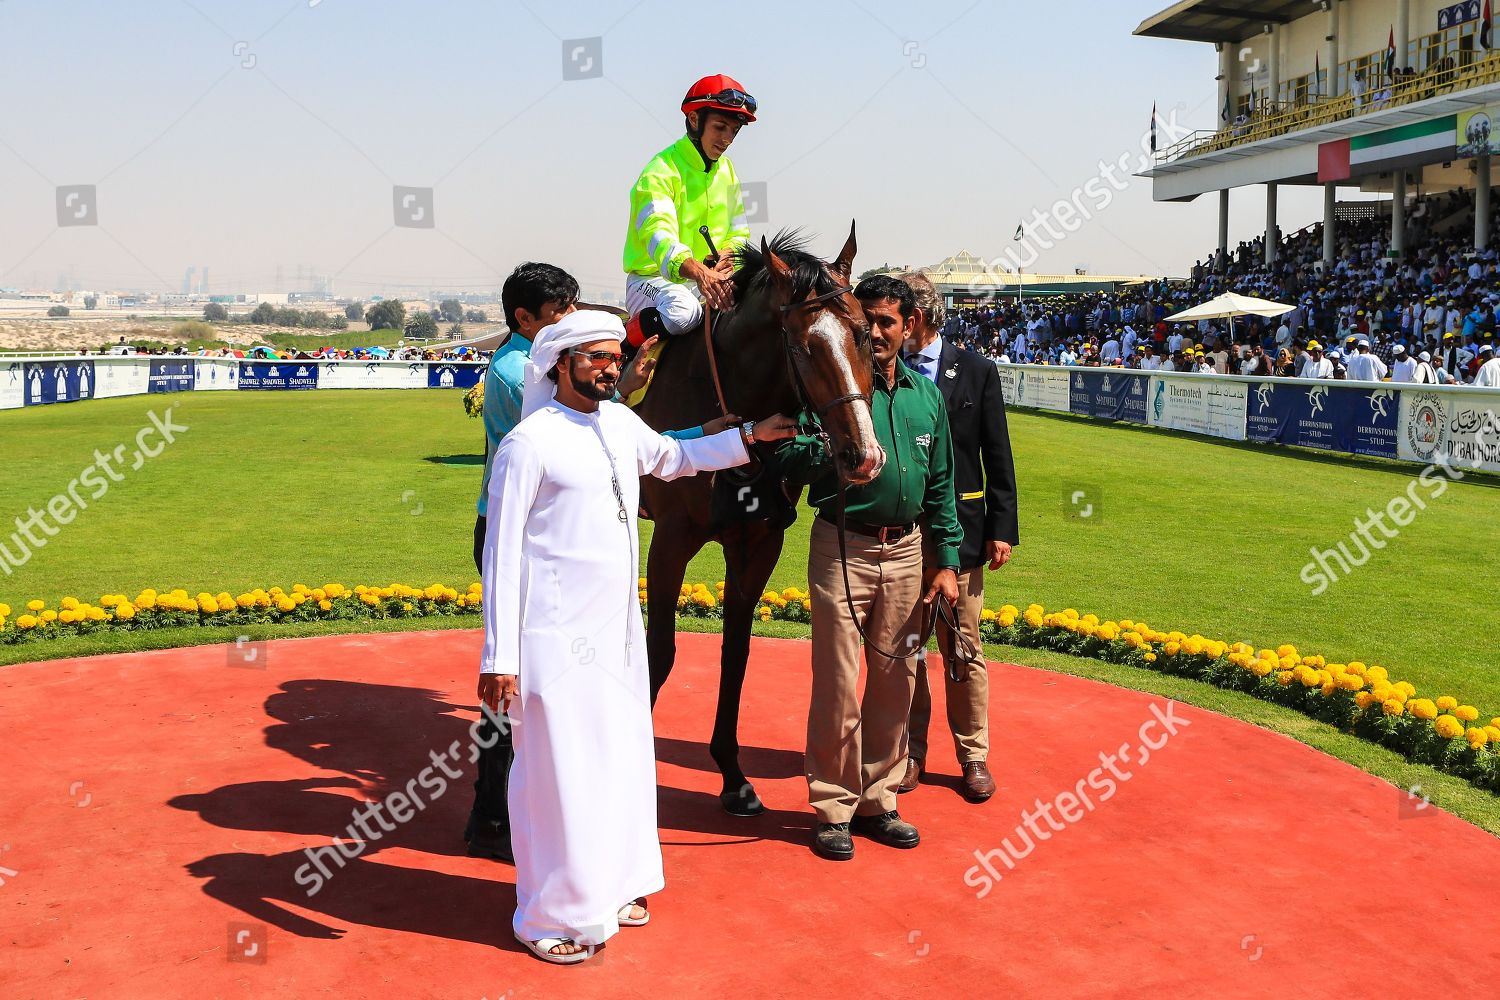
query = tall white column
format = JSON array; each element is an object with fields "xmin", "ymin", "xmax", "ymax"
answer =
[
  {"xmin": 1217, "ymin": 42, "xmax": 1233, "ymax": 126},
  {"xmin": 1267, "ymin": 24, "xmax": 1281, "ymax": 109},
  {"xmin": 1327, "ymin": 1, "xmax": 1340, "ymax": 96},
  {"xmin": 1395, "ymin": 0, "xmax": 1410, "ymax": 74},
  {"xmin": 1391, "ymin": 172, "xmax": 1406, "ymax": 254},
  {"xmin": 1218, "ymin": 188, "xmax": 1230, "ymax": 271},
  {"xmin": 1323, "ymin": 183, "xmax": 1337, "ymax": 263},
  {"xmin": 1478, "ymin": 155, "xmax": 1492, "ymax": 250},
  {"xmin": 1265, "ymin": 183, "xmax": 1279, "ymax": 265}
]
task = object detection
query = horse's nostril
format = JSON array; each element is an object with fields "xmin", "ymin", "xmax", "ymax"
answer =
[{"xmin": 839, "ymin": 446, "xmax": 863, "ymax": 469}]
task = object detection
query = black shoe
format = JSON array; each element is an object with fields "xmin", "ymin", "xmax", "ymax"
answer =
[
  {"xmin": 812, "ymin": 822, "xmax": 854, "ymax": 861},
  {"xmin": 463, "ymin": 815, "xmax": 514, "ymax": 863},
  {"xmin": 850, "ymin": 810, "xmax": 920, "ymax": 849}
]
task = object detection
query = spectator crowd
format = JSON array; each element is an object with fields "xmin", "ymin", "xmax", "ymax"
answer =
[{"xmin": 939, "ymin": 188, "xmax": 1500, "ymax": 389}]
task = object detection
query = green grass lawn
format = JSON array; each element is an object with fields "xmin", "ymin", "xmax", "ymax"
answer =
[{"xmin": 3, "ymin": 390, "xmax": 1499, "ymax": 826}]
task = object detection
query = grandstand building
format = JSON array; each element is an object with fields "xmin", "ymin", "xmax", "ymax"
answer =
[{"xmin": 1139, "ymin": 0, "xmax": 1500, "ymax": 266}]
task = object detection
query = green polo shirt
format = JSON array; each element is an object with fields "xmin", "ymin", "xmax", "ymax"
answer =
[{"xmin": 777, "ymin": 359, "xmax": 962, "ymax": 569}]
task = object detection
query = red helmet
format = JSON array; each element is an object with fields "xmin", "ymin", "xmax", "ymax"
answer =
[{"xmin": 681, "ymin": 74, "xmax": 757, "ymax": 123}]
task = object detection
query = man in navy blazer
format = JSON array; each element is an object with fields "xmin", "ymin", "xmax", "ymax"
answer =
[{"xmin": 896, "ymin": 272, "xmax": 1020, "ymax": 803}]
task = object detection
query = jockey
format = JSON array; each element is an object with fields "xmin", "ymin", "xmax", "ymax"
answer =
[{"xmin": 623, "ymin": 74, "xmax": 755, "ymax": 348}]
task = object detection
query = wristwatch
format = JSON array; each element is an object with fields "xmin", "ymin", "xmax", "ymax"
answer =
[{"xmin": 740, "ymin": 420, "xmax": 757, "ymax": 447}]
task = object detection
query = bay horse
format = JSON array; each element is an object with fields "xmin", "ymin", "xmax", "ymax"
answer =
[{"xmin": 636, "ymin": 224, "xmax": 884, "ymax": 816}]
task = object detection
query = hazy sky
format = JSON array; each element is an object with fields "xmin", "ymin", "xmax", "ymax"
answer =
[{"xmin": 0, "ymin": 0, "xmax": 1342, "ymax": 302}]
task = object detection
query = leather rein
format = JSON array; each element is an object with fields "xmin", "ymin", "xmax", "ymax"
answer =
[{"xmin": 698, "ymin": 280, "xmax": 978, "ymax": 678}]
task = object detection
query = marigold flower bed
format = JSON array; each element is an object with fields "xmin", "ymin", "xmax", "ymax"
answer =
[{"xmin": 5, "ymin": 584, "xmax": 1495, "ymax": 793}]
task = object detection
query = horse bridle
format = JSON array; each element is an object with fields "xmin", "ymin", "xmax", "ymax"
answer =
[{"xmin": 776, "ymin": 283, "xmax": 869, "ymax": 427}]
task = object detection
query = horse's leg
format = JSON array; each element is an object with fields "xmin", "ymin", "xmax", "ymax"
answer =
[
  {"xmin": 647, "ymin": 523, "xmax": 697, "ymax": 706},
  {"xmin": 713, "ymin": 521, "xmax": 785, "ymax": 816}
]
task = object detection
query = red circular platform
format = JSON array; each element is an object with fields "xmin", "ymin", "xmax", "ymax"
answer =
[{"xmin": 2, "ymin": 630, "xmax": 1496, "ymax": 998}]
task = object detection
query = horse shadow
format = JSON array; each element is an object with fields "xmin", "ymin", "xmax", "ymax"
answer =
[
  {"xmin": 170, "ymin": 678, "xmax": 520, "ymax": 947},
  {"xmin": 170, "ymin": 678, "xmax": 815, "ymax": 943}
]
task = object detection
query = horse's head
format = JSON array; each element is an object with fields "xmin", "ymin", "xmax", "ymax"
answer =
[{"xmin": 744, "ymin": 224, "xmax": 886, "ymax": 486}]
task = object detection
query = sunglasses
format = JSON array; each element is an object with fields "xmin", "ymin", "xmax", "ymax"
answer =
[
  {"xmin": 686, "ymin": 88, "xmax": 757, "ymax": 115},
  {"xmin": 570, "ymin": 349, "xmax": 624, "ymax": 369}
]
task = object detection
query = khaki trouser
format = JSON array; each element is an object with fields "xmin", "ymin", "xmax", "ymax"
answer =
[
  {"xmin": 908, "ymin": 566, "xmax": 990, "ymax": 764},
  {"xmin": 806, "ymin": 517, "xmax": 924, "ymax": 824}
]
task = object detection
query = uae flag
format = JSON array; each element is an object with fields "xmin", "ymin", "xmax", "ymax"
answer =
[
  {"xmin": 1221, "ymin": 91, "xmax": 1231, "ymax": 122},
  {"xmin": 1013, "ymin": 222, "xmax": 1025, "ymax": 241},
  {"xmin": 1314, "ymin": 50, "xmax": 1321, "ymax": 97},
  {"xmin": 1385, "ymin": 27, "xmax": 1396, "ymax": 79},
  {"xmin": 1150, "ymin": 102, "xmax": 1158, "ymax": 152},
  {"xmin": 1484, "ymin": 0, "xmax": 1493, "ymax": 51}
]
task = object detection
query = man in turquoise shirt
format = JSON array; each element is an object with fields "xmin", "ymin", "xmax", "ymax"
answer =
[{"xmin": 467, "ymin": 262, "xmax": 779, "ymax": 862}]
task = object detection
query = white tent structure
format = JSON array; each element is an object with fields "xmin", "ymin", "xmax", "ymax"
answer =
[{"xmin": 1165, "ymin": 292, "xmax": 1293, "ymax": 323}]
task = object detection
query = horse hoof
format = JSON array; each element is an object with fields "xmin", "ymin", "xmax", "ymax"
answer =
[{"xmin": 720, "ymin": 783, "xmax": 765, "ymax": 817}]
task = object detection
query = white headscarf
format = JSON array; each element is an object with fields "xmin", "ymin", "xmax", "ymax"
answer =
[{"xmin": 520, "ymin": 310, "xmax": 627, "ymax": 419}]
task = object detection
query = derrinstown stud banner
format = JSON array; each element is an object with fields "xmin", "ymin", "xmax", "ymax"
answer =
[
  {"xmin": 0, "ymin": 356, "xmax": 486, "ymax": 411},
  {"xmin": 995, "ymin": 364, "xmax": 1500, "ymax": 473}
]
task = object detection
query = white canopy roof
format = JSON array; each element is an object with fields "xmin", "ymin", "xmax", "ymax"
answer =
[{"xmin": 1165, "ymin": 292, "xmax": 1293, "ymax": 322}]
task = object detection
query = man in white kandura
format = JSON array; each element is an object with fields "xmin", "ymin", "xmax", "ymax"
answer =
[{"xmin": 478, "ymin": 309, "xmax": 794, "ymax": 965}]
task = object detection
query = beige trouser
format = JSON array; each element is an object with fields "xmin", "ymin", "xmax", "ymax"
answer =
[
  {"xmin": 806, "ymin": 517, "xmax": 924, "ymax": 824},
  {"xmin": 908, "ymin": 566, "xmax": 990, "ymax": 763}
]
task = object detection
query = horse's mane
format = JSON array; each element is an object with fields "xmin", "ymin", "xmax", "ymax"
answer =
[{"xmin": 732, "ymin": 229, "xmax": 846, "ymax": 305}]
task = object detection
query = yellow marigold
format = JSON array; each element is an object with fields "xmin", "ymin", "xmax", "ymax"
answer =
[
  {"xmin": 1320, "ymin": 681, "xmax": 1337, "ymax": 697},
  {"xmin": 1276, "ymin": 644, "xmax": 1297, "ymax": 658},
  {"xmin": 1002, "ymin": 605, "xmax": 1018, "ymax": 617},
  {"xmin": 1276, "ymin": 670, "xmax": 1294, "ymax": 686},
  {"xmin": 1354, "ymin": 691, "xmax": 1378, "ymax": 710},
  {"xmin": 86, "ymin": 607, "xmax": 106, "ymax": 621},
  {"xmin": 1144, "ymin": 652, "xmax": 1156, "ymax": 663},
  {"xmin": 1336, "ymin": 674, "xmax": 1364, "ymax": 692},
  {"xmin": 17, "ymin": 614, "xmax": 37, "ymax": 629},
  {"xmin": 1433, "ymin": 715, "xmax": 1464, "ymax": 739},
  {"xmin": 1436, "ymin": 696, "xmax": 1458, "ymax": 711},
  {"xmin": 1493, "ymin": 718, "xmax": 1500, "ymax": 730},
  {"xmin": 318, "ymin": 599, "xmax": 332, "ymax": 611},
  {"xmin": 26, "ymin": 599, "xmax": 45, "ymax": 612},
  {"xmin": 1382, "ymin": 699, "xmax": 1405, "ymax": 716},
  {"xmin": 1466, "ymin": 727, "xmax": 1488, "ymax": 748},
  {"xmin": 60, "ymin": 596, "xmax": 80, "ymax": 610},
  {"xmin": 758, "ymin": 607, "xmax": 772, "ymax": 620},
  {"xmin": 1299, "ymin": 670, "xmax": 1322, "ymax": 689},
  {"xmin": 1485, "ymin": 726, "xmax": 1500, "ymax": 743},
  {"xmin": 1455, "ymin": 705, "xmax": 1479, "ymax": 722},
  {"xmin": 58, "ymin": 609, "xmax": 76, "ymax": 624},
  {"xmin": 1346, "ymin": 660, "xmax": 1365, "ymax": 674},
  {"xmin": 1409, "ymin": 699, "xmax": 1438, "ymax": 721},
  {"xmin": 980, "ymin": 608, "xmax": 996, "ymax": 622},
  {"xmin": 1250, "ymin": 659, "xmax": 1274, "ymax": 677},
  {"xmin": 1366, "ymin": 666, "xmax": 1388, "ymax": 683},
  {"xmin": 1164, "ymin": 641, "xmax": 1180, "ymax": 656},
  {"xmin": 276, "ymin": 598, "xmax": 295, "ymax": 612},
  {"xmin": 760, "ymin": 591, "xmax": 777, "ymax": 603},
  {"xmin": 802, "ymin": 599, "xmax": 812, "ymax": 611},
  {"xmin": 402, "ymin": 602, "xmax": 414, "ymax": 612},
  {"xmin": 638, "ymin": 577, "xmax": 647, "ymax": 589},
  {"xmin": 1394, "ymin": 681, "xmax": 1416, "ymax": 699},
  {"xmin": 998, "ymin": 612, "xmax": 1016, "ymax": 627},
  {"xmin": 116, "ymin": 605, "xmax": 136, "ymax": 621},
  {"xmin": 781, "ymin": 587, "xmax": 801, "ymax": 601},
  {"xmin": 40, "ymin": 609, "xmax": 57, "ymax": 622},
  {"xmin": 312, "ymin": 588, "xmax": 326, "ymax": 601},
  {"xmin": 237, "ymin": 594, "xmax": 253, "ymax": 608}
]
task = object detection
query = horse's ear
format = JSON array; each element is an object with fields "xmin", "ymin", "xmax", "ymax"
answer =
[
  {"xmin": 832, "ymin": 221, "xmax": 857, "ymax": 282},
  {"xmin": 763, "ymin": 236, "xmax": 794, "ymax": 298}
]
